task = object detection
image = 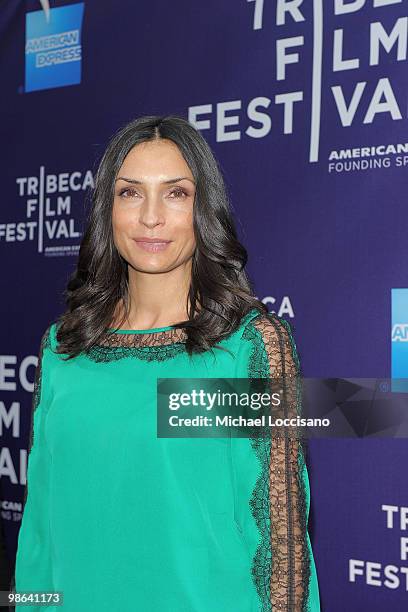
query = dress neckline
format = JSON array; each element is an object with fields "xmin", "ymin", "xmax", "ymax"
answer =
[
  {"xmin": 106, "ymin": 308, "xmax": 261, "ymax": 335},
  {"xmin": 106, "ymin": 323, "xmax": 178, "ymax": 334},
  {"xmin": 88, "ymin": 308, "xmax": 262, "ymax": 363}
]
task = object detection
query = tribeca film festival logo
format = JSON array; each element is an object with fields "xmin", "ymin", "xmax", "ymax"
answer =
[
  {"xmin": 24, "ymin": 1, "xmax": 85, "ymax": 93},
  {"xmin": 0, "ymin": 166, "xmax": 93, "ymax": 256},
  {"xmin": 349, "ymin": 505, "xmax": 408, "ymax": 592},
  {"xmin": 188, "ymin": 0, "xmax": 408, "ymax": 170}
]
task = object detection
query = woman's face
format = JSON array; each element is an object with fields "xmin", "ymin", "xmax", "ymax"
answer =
[{"xmin": 112, "ymin": 138, "xmax": 196, "ymax": 274}]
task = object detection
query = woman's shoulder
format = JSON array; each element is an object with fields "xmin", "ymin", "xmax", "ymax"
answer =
[
  {"xmin": 235, "ymin": 308, "xmax": 300, "ymax": 370},
  {"xmin": 237, "ymin": 307, "xmax": 296, "ymax": 341},
  {"xmin": 38, "ymin": 320, "xmax": 60, "ymax": 355}
]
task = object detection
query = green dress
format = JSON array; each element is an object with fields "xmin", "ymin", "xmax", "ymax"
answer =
[{"xmin": 13, "ymin": 307, "xmax": 321, "ymax": 611}]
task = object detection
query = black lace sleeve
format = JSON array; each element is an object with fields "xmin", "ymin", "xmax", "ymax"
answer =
[{"xmin": 243, "ymin": 313, "xmax": 312, "ymax": 611}]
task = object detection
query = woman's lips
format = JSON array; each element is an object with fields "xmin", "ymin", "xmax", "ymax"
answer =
[{"xmin": 133, "ymin": 239, "xmax": 171, "ymax": 253}]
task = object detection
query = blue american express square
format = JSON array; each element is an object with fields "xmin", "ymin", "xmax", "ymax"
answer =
[
  {"xmin": 391, "ymin": 288, "xmax": 408, "ymax": 392},
  {"xmin": 25, "ymin": 2, "xmax": 85, "ymax": 93}
]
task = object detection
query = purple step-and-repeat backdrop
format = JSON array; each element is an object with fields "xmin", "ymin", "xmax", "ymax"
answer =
[{"xmin": 1, "ymin": 1, "xmax": 408, "ymax": 610}]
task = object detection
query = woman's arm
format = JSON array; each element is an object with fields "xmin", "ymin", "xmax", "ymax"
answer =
[
  {"xmin": 244, "ymin": 313, "xmax": 320, "ymax": 611},
  {"xmin": 12, "ymin": 325, "xmax": 55, "ymax": 609}
]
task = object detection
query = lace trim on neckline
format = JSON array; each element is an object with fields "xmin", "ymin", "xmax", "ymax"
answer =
[
  {"xmin": 86, "ymin": 327, "xmax": 188, "ymax": 362},
  {"xmin": 85, "ymin": 309, "xmax": 261, "ymax": 363}
]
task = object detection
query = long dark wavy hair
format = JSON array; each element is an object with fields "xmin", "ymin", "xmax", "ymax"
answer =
[{"xmin": 55, "ymin": 114, "xmax": 268, "ymax": 359}]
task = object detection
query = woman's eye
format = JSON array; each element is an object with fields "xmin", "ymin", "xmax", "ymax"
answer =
[
  {"xmin": 168, "ymin": 188, "xmax": 188, "ymax": 199},
  {"xmin": 119, "ymin": 188, "xmax": 138, "ymax": 198}
]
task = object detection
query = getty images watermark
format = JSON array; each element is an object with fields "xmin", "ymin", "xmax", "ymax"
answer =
[{"xmin": 156, "ymin": 378, "xmax": 408, "ymax": 439}]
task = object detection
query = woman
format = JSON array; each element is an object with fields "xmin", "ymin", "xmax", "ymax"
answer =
[{"xmin": 12, "ymin": 115, "xmax": 320, "ymax": 611}]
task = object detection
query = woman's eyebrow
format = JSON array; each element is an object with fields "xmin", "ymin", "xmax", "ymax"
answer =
[{"xmin": 115, "ymin": 176, "xmax": 195, "ymax": 185}]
